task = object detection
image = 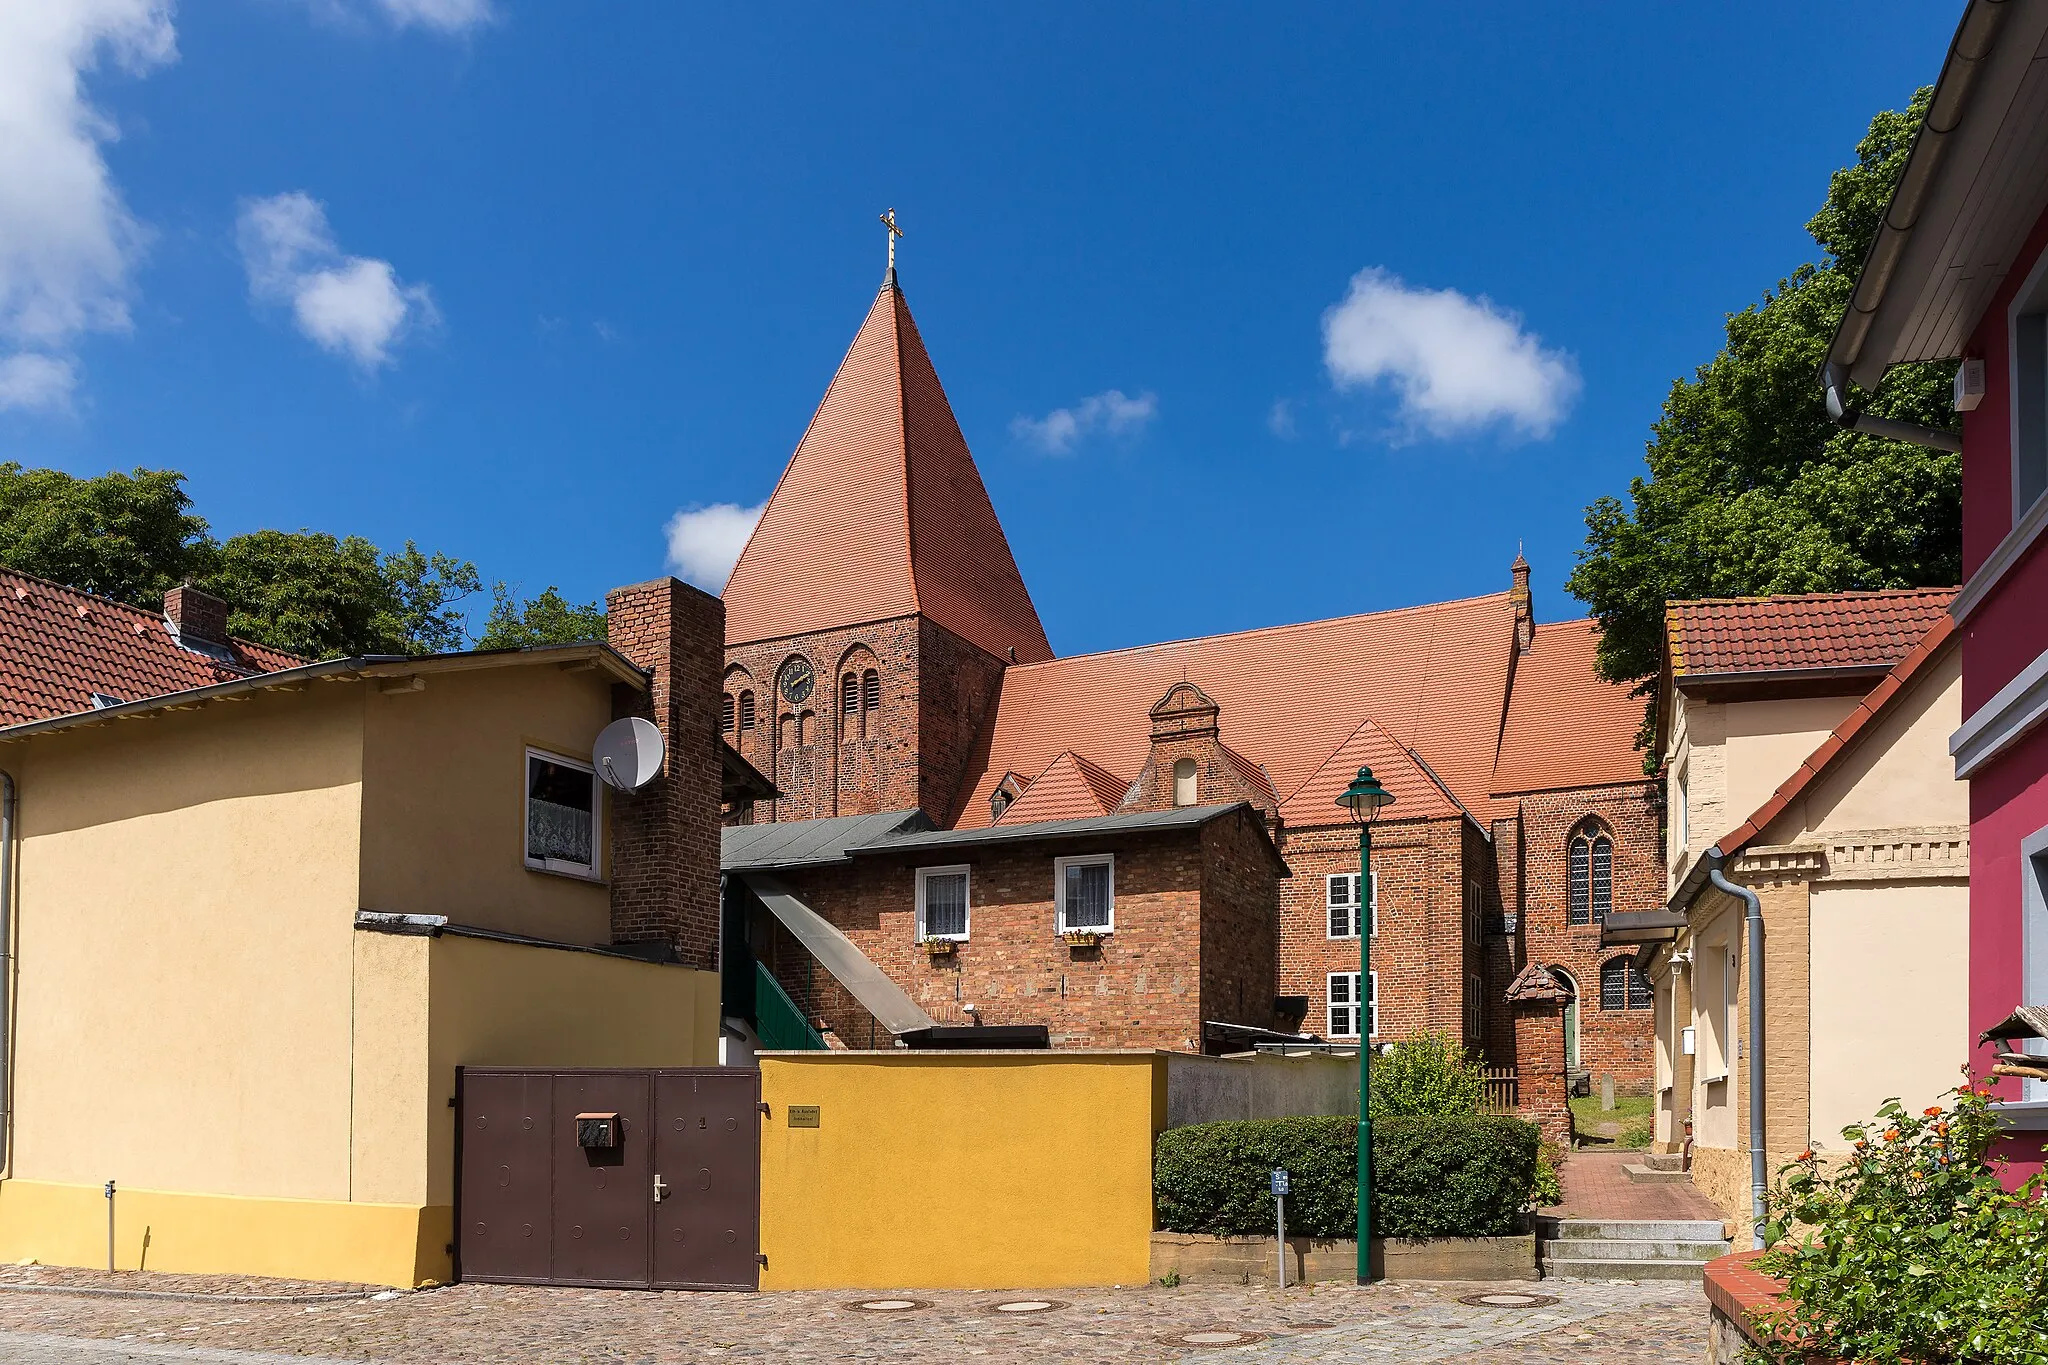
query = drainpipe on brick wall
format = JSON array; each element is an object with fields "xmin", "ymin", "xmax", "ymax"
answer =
[
  {"xmin": 1709, "ymin": 865, "xmax": 1766, "ymax": 1249},
  {"xmin": 0, "ymin": 769, "xmax": 15, "ymax": 1178}
]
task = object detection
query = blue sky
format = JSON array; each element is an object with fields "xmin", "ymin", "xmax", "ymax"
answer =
[{"xmin": 1, "ymin": 2, "xmax": 1959, "ymax": 656}]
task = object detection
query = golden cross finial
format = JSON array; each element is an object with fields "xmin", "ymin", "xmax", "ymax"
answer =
[{"xmin": 880, "ymin": 207, "xmax": 903, "ymax": 278}]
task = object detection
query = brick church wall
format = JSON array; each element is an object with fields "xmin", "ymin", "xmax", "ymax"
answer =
[
  {"xmin": 916, "ymin": 617, "xmax": 1010, "ymax": 824},
  {"xmin": 1197, "ymin": 813, "xmax": 1284, "ymax": 1037},
  {"xmin": 1515, "ymin": 780, "xmax": 1664, "ymax": 1092}
]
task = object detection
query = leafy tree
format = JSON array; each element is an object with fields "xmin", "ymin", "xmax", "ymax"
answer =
[
  {"xmin": 207, "ymin": 530, "xmax": 481, "ymax": 659},
  {"xmin": 1568, "ymin": 90, "xmax": 1961, "ymax": 757},
  {"xmin": 0, "ymin": 463, "xmax": 211, "ymax": 605},
  {"xmin": 475, "ymin": 583, "xmax": 608, "ymax": 650}
]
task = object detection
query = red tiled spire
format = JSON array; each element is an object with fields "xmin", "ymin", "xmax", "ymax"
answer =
[{"xmin": 722, "ymin": 281, "xmax": 1053, "ymax": 665}]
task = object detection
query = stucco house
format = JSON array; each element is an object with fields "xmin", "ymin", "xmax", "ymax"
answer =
[
  {"xmin": 1609, "ymin": 591, "xmax": 1967, "ymax": 1242},
  {"xmin": 0, "ymin": 570, "xmax": 750, "ymax": 1285}
]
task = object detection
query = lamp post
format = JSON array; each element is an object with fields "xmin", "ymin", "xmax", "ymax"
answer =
[{"xmin": 1337, "ymin": 765, "xmax": 1393, "ymax": 1284}]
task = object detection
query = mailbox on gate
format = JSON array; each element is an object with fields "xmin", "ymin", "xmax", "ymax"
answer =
[{"xmin": 576, "ymin": 1112, "xmax": 621, "ymax": 1148}]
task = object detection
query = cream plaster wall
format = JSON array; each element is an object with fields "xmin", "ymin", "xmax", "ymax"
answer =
[
  {"xmin": 1769, "ymin": 649, "xmax": 1966, "ymax": 840},
  {"xmin": 5, "ymin": 687, "xmax": 365, "ymax": 1199},
  {"xmin": 1722, "ymin": 695, "xmax": 1860, "ymax": 825},
  {"xmin": 1808, "ymin": 882, "xmax": 1969, "ymax": 1148},
  {"xmin": 360, "ymin": 665, "xmax": 614, "ymax": 945}
]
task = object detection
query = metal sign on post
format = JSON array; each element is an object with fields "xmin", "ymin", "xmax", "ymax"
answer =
[{"xmin": 1270, "ymin": 1169, "xmax": 1290, "ymax": 1288}]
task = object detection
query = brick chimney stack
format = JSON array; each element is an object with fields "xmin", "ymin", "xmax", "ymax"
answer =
[
  {"xmin": 604, "ymin": 576, "xmax": 725, "ymax": 970},
  {"xmin": 1510, "ymin": 551, "xmax": 1534, "ymax": 652},
  {"xmin": 163, "ymin": 584, "xmax": 230, "ymax": 647}
]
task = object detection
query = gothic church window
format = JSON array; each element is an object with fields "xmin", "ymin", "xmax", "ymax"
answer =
[
  {"xmin": 1173, "ymin": 757, "xmax": 1197, "ymax": 806},
  {"xmin": 738, "ymin": 691, "xmax": 755, "ymax": 732},
  {"xmin": 1568, "ymin": 824, "xmax": 1613, "ymax": 925},
  {"xmin": 722, "ymin": 693, "xmax": 735, "ymax": 733},
  {"xmin": 862, "ymin": 668, "xmax": 880, "ymax": 712},
  {"xmin": 1601, "ymin": 956, "xmax": 1652, "ymax": 1011},
  {"xmin": 842, "ymin": 672, "xmax": 859, "ymax": 715}
]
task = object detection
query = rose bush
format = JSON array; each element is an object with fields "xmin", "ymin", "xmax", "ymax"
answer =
[{"xmin": 1751, "ymin": 1084, "xmax": 2048, "ymax": 1364}]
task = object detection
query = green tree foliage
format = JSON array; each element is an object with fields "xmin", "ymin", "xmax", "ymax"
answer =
[
  {"xmin": 0, "ymin": 463, "xmax": 210, "ymax": 605},
  {"xmin": 209, "ymin": 530, "xmax": 481, "ymax": 659},
  {"xmin": 1568, "ymin": 91, "xmax": 1962, "ymax": 756},
  {"xmin": 1368, "ymin": 1030, "xmax": 1485, "ymax": 1121},
  {"xmin": 475, "ymin": 583, "xmax": 608, "ymax": 650}
]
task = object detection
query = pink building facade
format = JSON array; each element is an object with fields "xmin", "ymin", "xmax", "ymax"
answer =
[{"xmin": 1823, "ymin": 1, "xmax": 2048, "ymax": 1175}]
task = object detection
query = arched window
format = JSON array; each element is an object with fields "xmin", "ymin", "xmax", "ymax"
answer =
[
  {"xmin": 738, "ymin": 691, "xmax": 755, "ymax": 732},
  {"xmin": 721, "ymin": 693, "xmax": 735, "ymax": 733},
  {"xmin": 1568, "ymin": 824, "xmax": 1613, "ymax": 924},
  {"xmin": 842, "ymin": 673, "xmax": 859, "ymax": 714},
  {"xmin": 1601, "ymin": 956, "xmax": 1652, "ymax": 1011},
  {"xmin": 1172, "ymin": 757, "xmax": 1198, "ymax": 806},
  {"xmin": 862, "ymin": 668, "xmax": 880, "ymax": 711}
]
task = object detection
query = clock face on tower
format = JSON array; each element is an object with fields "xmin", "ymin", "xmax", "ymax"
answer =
[{"xmin": 779, "ymin": 658, "xmax": 815, "ymax": 706}]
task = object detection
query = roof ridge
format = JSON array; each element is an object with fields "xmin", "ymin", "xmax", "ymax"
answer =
[
  {"xmin": 1004, "ymin": 590, "xmax": 1515, "ymax": 674},
  {"xmin": 1670, "ymin": 586, "xmax": 1959, "ymax": 609}
]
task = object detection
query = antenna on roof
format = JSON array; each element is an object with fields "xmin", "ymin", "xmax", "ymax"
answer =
[{"xmin": 880, "ymin": 207, "xmax": 903, "ymax": 281}]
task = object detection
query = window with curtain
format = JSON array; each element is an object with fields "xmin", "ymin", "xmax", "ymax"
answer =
[
  {"xmin": 1057, "ymin": 854, "xmax": 1114, "ymax": 931},
  {"xmin": 917, "ymin": 865, "xmax": 970, "ymax": 940},
  {"xmin": 525, "ymin": 750, "xmax": 598, "ymax": 876}
]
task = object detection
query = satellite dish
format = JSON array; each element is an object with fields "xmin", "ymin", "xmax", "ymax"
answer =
[{"xmin": 593, "ymin": 717, "xmax": 664, "ymax": 793}]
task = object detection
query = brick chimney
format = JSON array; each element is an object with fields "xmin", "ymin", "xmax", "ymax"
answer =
[
  {"xmin": 1509, "ymin": 551, "xmax": 1534, "ymax": 652},
  {"xmin": 164, "ymin": 584, "xmax": 230, "ymax": 647},
  {"xmin": 603, "ymin": 577, "xmax": 725, "ymax": 970}
]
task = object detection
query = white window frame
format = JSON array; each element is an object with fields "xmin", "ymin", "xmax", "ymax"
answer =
[
  {"xmin": 1055, "ymin": 853, "xmax": 1115, "ymax": 934},
  {"xmin": 915, "ymin": 864, "xmax": 972, "ymax": 942},
  {"xmin": 1327, "ymin": 970, "xmax": 1378, "ymax": 1040},
  {"xmin": 523, "ymin": 746, "xmax": 602, "ymax": 881},
  {"xmin": 1325, "ymin": 871, "xmax": 1378, "ymax": 939}
]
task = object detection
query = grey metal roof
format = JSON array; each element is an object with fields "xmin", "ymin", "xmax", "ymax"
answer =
[
  {"xmin": 850, "ymin": 803, "xmax": 1256, "ymax": 857},
  {"xmin": 721, "ymin": 809, "xmax": 931, "ymax": 871}
]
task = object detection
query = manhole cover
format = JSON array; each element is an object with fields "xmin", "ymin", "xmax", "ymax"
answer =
[
  {"xmin": 844, "ymin": 1298, "xmax": 930, "ymax": 1313},
  {"xmin": 1158, "ymin": 1328, "xmax": 1269, "ymax": 1348},
  {"xmin": 1456, "ymin": 1292, "xmax": 1559, "ymax": 1309},
  {"xmin": 988, "ymin": 1299, "xmax": 1065, "ymax": 1314}
]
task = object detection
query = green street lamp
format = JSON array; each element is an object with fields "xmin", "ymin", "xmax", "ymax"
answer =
[{"xmin": 1336, "ymin": 764, "xmax": 1393, "ymax": 1284}]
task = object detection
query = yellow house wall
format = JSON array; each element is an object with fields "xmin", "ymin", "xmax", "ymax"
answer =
[
  {"xmin": 758, "ymin": 1053, "xmax": 1165, "ymax": 1290},
  {"xmin": 360, "ymin": 664, "xmax": 615, "ymax": 945},
  {"xmin": 1721, "ymin": 695, "xmax": 1859, "ymax": 830}
]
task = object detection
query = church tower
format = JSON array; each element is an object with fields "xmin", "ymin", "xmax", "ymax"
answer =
[{"xmin": 721, "ymin": 274, "xmax": 1050, "ymax": 824}]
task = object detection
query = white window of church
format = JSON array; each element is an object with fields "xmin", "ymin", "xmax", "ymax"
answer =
[
  {"xmin": 1328, "ymin": 971, "xmax": 1376, "ymax": 1039},
  {"xmin": 1056, "ymin": 853, "xmax": 1114, "ymax": 933},
  {"xmin": 1326, "ymin": 872, "xmax": 1376, "ymax": 939},
  {"xmin": 917, "ymin": 865, "xmax": 970, "ymax": 941},
  {"xmin": 524, "ymin": 748, "xmax": 600, "ymax": 880},
  {"xmin": 1173, "ymin": 757, "xmax": 1198, "ymax": 807}
]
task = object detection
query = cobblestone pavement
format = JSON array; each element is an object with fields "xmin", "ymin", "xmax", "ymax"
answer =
[{"xmin": 0, "ymin": 1273, "xmax": 1704, "ymax": 1363}]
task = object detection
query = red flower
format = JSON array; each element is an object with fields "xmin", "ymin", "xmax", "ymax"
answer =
[
  {"xmin": 1883, "ymin": 1129, "xmax": 1901, "ymax": 1142},
  {"xmin": 1923, "ymin": 1106, "xmax": 1943, "ymax": 1117},
  {"xmin": 1798, "ymin": 1149, "xmax": 1815, "ymax": 1162}
]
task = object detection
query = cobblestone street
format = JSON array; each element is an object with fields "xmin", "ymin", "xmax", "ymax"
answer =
[{"xmin": 0, "ymin": 1273, "xmax": 1704, "ymax": 1363}]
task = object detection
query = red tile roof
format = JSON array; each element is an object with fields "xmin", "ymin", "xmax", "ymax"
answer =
[
  {"xmin": 1492, "ymin": 618, "xmax": 1648, "ymax": 795},
  {"xmin": 1667, "ymin": 588, "xmax": 1957, "ymax": 680},
  {"xmin": 1218, "ymin": 741, "xmax": 1278, "ymax": 808},
  {"xmin": 994, "ymin": 750, "xmax": 1131, "ymax": 825},
  {"xmin": 0, "ymin": 568, "xmax": 302, "ymax": 726},
  {"xmin": 722, "ymin": 281, "xmax": 1053, "ymax": 666},
  {"xmin": 1716, "ymin": 613, "xmax": 1956, "ymax": 858},
  {"xmin": 1277, "ymin": 717, "xmax": 1461, "ymax": 827}
]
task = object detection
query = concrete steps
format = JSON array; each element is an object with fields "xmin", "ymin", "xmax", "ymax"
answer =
[
  {"xmin": 1621, "ymin": 1163, "xmax": 1689, "ymax": 1184},
  {"xmin": 1540, "ymin": 1218, "xmax": 1730, "ymax": 1283}
]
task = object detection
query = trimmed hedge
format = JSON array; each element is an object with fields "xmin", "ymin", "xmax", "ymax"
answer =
[{"xmin": 1154, "ymin": 1114, "xmax": 1539, "ymax": 1239}]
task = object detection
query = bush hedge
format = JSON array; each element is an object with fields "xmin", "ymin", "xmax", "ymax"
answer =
[{"xmin": 1154, "ymin": 1113, "xmax": 1539, "ymax": 1239}]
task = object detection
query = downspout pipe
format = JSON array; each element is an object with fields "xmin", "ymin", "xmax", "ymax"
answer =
[
  {"xmin": 1709, "ymin": 865, "xmax": 1767, "ymax": 1249},
  {"xmin": 0, "ymin": 769, "xmax": 14, "ymax": 1179},
  {"xmin": 1822, "ymin": 364, "xmax": 1962, "ymax": 453}
]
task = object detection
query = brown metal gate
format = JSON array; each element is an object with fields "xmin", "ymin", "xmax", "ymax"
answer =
[{"xmin": 456, "ymin": 1068, "xmax": 760, "ymax": 1291}]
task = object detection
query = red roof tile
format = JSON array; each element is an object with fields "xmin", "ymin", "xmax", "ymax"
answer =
[
  {"xmin": 0, "ymin": 568, "xmax": 302, "ymax": 726},
  {"xmin": 722, "ymin": 281, "xmax": 1053, "ymax": 665},
  {"xmin": 1492, "ymin": 618, "xmax": 1647, "ymax": 795},
  {"xmin": 1717, "ymin": 613, "xmax": 1956, "ymax": 857},
  {"xmin": 952, "ymin": 593, "xmax": 1519, "ymax": 831},
  {"xmin": 1218, "ymin": 741, "xmax": 1278, "ymax": 808},
  {"xmin": 1667, "ymin": 588, "xmax": 1956, "ymax": 679},
  {"xmin": 1277, "ymin": 717, "xmax": 1461, "ymax": 827},
  {"xmin": 994, "ymin": 751, "xmax": 1131, "ymax": 825}
]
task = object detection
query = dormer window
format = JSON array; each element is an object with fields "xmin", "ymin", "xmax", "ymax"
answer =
[{"xmin": 990, "ymin": 788, "xmax": 1012, "ymax": 821}]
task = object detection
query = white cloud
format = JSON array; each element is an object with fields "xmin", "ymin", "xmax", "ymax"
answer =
[
  {"xmin": 237, "ymin": 192, "xmax": 436, "ymax": 370},
  {"xmin": 665, "ymin": 501, "xmax": 766, "ymax": 592},
  {"xmin": 1010, "ymin": 388, "xmax": 1158, "ymax": 455},
  {"xmin": 373, "ymin": 0, "xmax": 493, "ymax": 33},
  {"xmin": 1321, "ymin": 268, "xmax": 1579, "ymax": 440},
  {"xmin": 0, "ymin": 353, "xmax": 79, "ymax": 414},
  {"xmin": 0, "ymin": 0, "xmax": 176, "ymax": 412},
  {"xmin": 1267, "ymin": 398, "xmax": 1297, "ymax": 439}
]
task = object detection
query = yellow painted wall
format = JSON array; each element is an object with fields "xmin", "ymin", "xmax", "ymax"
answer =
[
  {"xmin": 360, "ymin": 664, "xmax": 614, "ymax": 944},
  {"xmin": 1722, "ymin": 695, "xmax": 1860, "ymax": 827},
  {"xmin": 758, "ymin": 1052, "xmax": 1165, "ymax": 1290},
  {"xmin": 5, "ymin": 686, "xmax": 366, "ymax": 1201}
]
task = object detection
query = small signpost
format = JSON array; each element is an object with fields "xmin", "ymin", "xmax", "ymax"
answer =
[{"xmin": 1270, "ymin": 1168, "xmax": 1290, "ymax": 1288}]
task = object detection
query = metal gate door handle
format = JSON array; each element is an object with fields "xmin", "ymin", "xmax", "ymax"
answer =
[{"xmin": 653, "ymin": 1174, "xmax": 668, "ymax": 1204}]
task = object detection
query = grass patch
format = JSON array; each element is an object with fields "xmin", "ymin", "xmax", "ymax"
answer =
[{"xmin": 1570, "ymin": 1094, "xmax": 1655, "ymax": 1149}]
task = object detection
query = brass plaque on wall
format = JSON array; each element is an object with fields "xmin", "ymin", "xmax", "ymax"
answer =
[{"xmin": 787, "ymin": 1105, "xmax": 822, "ymax": 1129}]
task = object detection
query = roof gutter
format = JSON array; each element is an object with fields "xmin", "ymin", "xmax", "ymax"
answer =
[{"xmin": 1826, "ymin": 0, "xmax": 2013, "ymax": 382}]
